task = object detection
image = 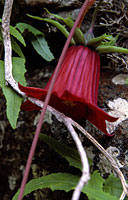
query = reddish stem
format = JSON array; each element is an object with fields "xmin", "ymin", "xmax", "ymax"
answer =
[
  {"xmin": 77, "ymin": 0, "xmax": 96, "ymax": 28},
  {"xmin": 18, "ymin": 0, "xmax": 96, "ymax": 199}
]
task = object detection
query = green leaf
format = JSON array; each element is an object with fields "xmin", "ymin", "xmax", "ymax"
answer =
[
  {"xmin": 96, "ymin": 45, "xmax": 128, "ymax": 54},
  {"xmin": 12, "ymin": 57, "xmax": 26, "ymax": 85},
  {"xmin": 13, "ymin": 171, "xmax": 119, "ymax": 200},
  {"xmin": 0, "ymin": 58, "xmax": 26, "ymax": 129},
  {"xmin": 31, "ymin": 35, "xmax": 54, "ymax": 61},
  {"xmin": 39, "ymin": 133, "xmax": 82, "ymax": 170},
  {"xmin": 12, "ymin": 173, "xmax": 79, "ymax": 200},
  {"xmin": 16, "ymin": 22, "xmax": 44, "ymax": 36},
  {"xmin": 27, "ymin": 14, "xmax": 75, "ymax": 45},
  {"xmin": 103, "ymin": 174, "xmax": 123, "ymax": 198},
  {"xmin": 82, "ymin": 171, "xmax": 118, "ymax": 200},
  {"xmin": 44, "ymin": 9, "xmax": 85, "ymax": 44},
  {"xmin": 87, "ymin": 33, "xmax": 112, "ymax": 48},
  {"xmin": 10, "ymin": 26, "xmax": 26, "ymax": 47},
  {"xmin": 11, "ymin": 37, "xmax": 25, "ymax": 58},
  {"xmin": 126, "ymin": 79, "xmax": 128, "ymax": 85},
  {"xmin": 63, "ymin": 17, "xmax": 85, "ymax": 45}
]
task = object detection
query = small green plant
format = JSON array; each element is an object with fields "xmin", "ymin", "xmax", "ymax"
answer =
[
  {"xmin": 0, "ymin": 20, "xmax": 54, "ymax": 128},
  {"xmin": 13, "ymin": 134, "xmax": 125, "ymax": 200}
]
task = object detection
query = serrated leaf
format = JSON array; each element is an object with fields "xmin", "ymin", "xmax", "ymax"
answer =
[
  {"xmin": 16, "ymin": 22, "xmax": 44, "ymax": 36},
  {"xmin": 10, "ymin": 26, "xmax": 26, "ymax": 47},
  {"xmin": 31, "ymin": 35, "xmax": 54, "ymax": 61},
  {"xmin": 13, "ymin": 171, "xmax": 118, "ymax": 200},
  {"xmin": 39, "ymin": 133, "xmax": 82, "ymax": 170},
  {"xmin": 27, "ymin": 14, "xmax": 75, "ymax": 45},
  {"xmin": 82, "ymin": 171, "xmax": 118, "ymax": 200},
  {"xmin": 103, "ymin": 174, "xmax": 123, "ymax": 198},
  {"xmin": 11, "ymin": 37, "xmax": 25, "ymax": 58},
  {"xmin": 12, "ymin": 57, "xmax": 26, "ymax": 85},
  {"xmin": 12, "ymin": 173, "xmax": 79, "ymax": 200},
  {"xmin": 0, "ymin": 58, "xmax": 26, "ymax": 128},
  {"xmin": 3, "ymin": 87, "xmax": 23, "ymax": 129}
]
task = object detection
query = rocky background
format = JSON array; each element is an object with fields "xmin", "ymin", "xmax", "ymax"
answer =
[{"xmin": 0, "ymin": 0, "xmax": 128, "ymax": 199}]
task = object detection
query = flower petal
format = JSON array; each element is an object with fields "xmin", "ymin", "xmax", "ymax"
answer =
[{"xmin": 19, "ymin": 46, "xmax": 118, "ymax": 136}]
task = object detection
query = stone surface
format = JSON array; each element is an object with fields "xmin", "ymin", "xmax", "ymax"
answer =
[{"xmin": 17, "ymin": 0, "xmax": 79, "ymax": 7}]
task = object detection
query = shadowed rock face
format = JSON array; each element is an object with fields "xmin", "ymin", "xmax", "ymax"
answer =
[{"xmin": 22, "ymin": 0, "xmax": 78, "ymax": 7}]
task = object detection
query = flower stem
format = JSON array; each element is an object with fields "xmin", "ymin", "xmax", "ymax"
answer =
[
  {"xmin": 85, "ymin": 0, "xmax": 103, "ymax": 43},
  {"xmin": 90, "ymin": 0, "xmax": 103, "ymax": 32}
]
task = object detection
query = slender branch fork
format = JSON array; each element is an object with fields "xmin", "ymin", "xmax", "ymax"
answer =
[{"xmin": 1, "ymin": 0, "xmax": 128, "ymax": 200}]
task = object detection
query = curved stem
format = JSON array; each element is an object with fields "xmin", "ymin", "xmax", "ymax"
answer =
[{"xmin": 89, "ymin": 0, "xmax": 103, "ymax": 32}]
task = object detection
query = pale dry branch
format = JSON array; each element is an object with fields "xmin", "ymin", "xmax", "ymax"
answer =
[
  {"xmin": 64, "ymin": 118, "xmax": 90, "ymax": 200},
  {"xmin": 71, "ymin": 120, "xmax": 128, "ymax": 197},
  {"xmin": 2, "ymin": 0, "xmax": 25, "ymax": 96},
  {"xmin": 120, "ymin": 191, "xmax": 126, "ymax": 200}
]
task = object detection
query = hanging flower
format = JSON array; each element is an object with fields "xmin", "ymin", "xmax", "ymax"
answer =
[
  {"xmin": 19, "ymin": 45, "xmax": 117, "ymax": 136},
  {"xmin": 19, "ymin": 8, "xmax": 128, "ymax": 136}
]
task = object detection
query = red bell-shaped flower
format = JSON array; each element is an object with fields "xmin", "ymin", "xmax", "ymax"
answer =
[{"xmin": 19, "ymin": 45, "xmax": 117, "ymax": 135}]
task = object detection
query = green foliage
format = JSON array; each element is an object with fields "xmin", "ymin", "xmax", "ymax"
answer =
[
  {"xmin": 87, "ymin": 33, "xmax": 114, "ymax": 48},
  {"xmin": 27, "ymin": 10, "xmax": 85, "ymax": 45},
  {"xmin": 103, "ymin": 174, "xmax": 124, "ymax": 198},
  {"xmin": 13, "ymin": 134, "xmax": 124, "ymax": 199},
  {"xmin": 27, "ymin": 14, "xmax": 75, "ymax": 45},
  {"xmin": 0, "ymin": 21, "xmax": 25, "ymax": 58},
  {"xmin": 11, "ymin": 37, "xmax": 25, "ymax": 58},
  {"xmin": 83, "ymin": 171, "xmax": 118, "ymax": 200},
  {"xmin": 96, "ymin": 45, "xmax": 128, "ymax": 54},
  {"xmin": 87, "ymin": 33, "xmax": 128, "ymax": 54},
  {"xmin": 44, "ymin": 9, "xmax": 85, "ymax": 45},
  {"xmin": 28, "ymin": 11, "xmax": 128, "ymax": 54},
  {"xmin": 10, "ymin": 25, "xmax": 26, "ymax": 46},
  {"xmin": 13, "ymin": 171, "xmax": 119, "ymax": 200},
  {"xmin": 31, "ymin": 35, "xmax": 54, "ymax": 61},
  {"xmin": 0, "ymin": 58, "xmax": 26, "ymax": 129},
  {"xmin": 39, "ymin": 133, "xmax": 82, "ymax": 170},
  {"xmin": 16, "ymin": 22, "xmax": 54, "ymax": 61},
  {"xmin": 12, "ymin": 173, "xmax": 79, "ymax": 200},
  {"xmin": 16, "ymin": 22, "xmax": 44, "ymax": 36},
  {"xmin": 126, "ymin": 79, "xmax": 128, "ymax": 84},
  {"xmin": 0, "ymin": 20, "xmax": 54, "ymax": 61}
]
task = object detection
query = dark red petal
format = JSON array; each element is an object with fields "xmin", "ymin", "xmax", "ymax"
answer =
[
  {"xmin": 19, "ymin": 46, "xmax": 118, "ymax": 136},
  {"xmin": 45, "ymin": 46, "xmax": 100, "ymax": 104},
  {"xmin": 18, "ymin": 83, "xmax": 47, "ymax": 100},
  {"xmin": 87, "ymin": 103, "xmax": 118, "ymax": 136},
  {"xmin": 21, "ymin": 100, "xmax": 41, "ymax": 111}
]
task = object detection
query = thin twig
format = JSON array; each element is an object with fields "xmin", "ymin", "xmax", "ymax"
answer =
[
  {"xmin": 120, "ymin": 191, "xmax": 126, "ymax": 200},
  {"xmin": 64, "ymin": 118, "xmax": 90, "ymax": 200},
  {"xmin": 71, "ymin": 120, "xmax": 128, "ymax": 196}
]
